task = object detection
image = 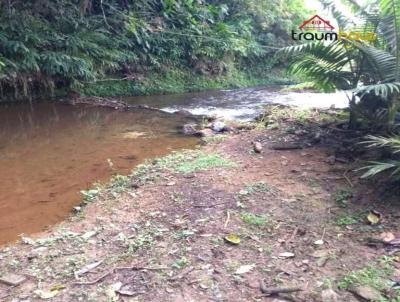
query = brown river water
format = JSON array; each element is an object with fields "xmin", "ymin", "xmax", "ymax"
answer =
[
  {"xmin": 0, "ymin": 87, "xmax": 347, "ymax": 245},
  {"xmin": 0, "ymin": 102, "xmax": 198, "ymax": 244}
]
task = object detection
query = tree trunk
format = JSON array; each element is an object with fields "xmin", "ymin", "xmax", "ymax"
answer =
[
  {"xmin": 348, "ymin": 95, "xmax": 358, "ymax": 130},
  {"xmin": 387, "ymin": 95, "xmax": 399, "ymax": 131}
]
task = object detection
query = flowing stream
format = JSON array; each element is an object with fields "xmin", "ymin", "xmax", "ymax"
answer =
[{"xmin": 0, "ymin": 86, "xmax": 348, "ymax": 244}]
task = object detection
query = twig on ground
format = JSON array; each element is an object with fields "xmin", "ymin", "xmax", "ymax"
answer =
[
  {"xmin": 73, "ymin": 271, "xmax": 111, "ymax": 285},
  {"xmin": 114, "ymin": 265, "xmax": 168, "ymax": 272},
  {"xmin": 193, "ymin": 201, "xmax": 230, "ymax": 208},
  {"xmin": 343, "ymin": 170, "xmax": 353, "ymax": 187},
  {"xmin": 286, "ymin": 226, "xmax": 299, "ymax": 247},
  {"xmin": 260, "ymin": 279, "xmax": 303, "ymax": 295},
  {"xmin": 224, "ymin": 210, "xmax": 231, "ymax": 229},
  {"xmin": 168, "ymin": 267, "xmax": 194, "ymax": 281}
]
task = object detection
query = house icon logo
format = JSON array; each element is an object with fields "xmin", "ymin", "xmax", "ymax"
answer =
[
  {"xmin": 299, "ymin": 15, "xmax": 334, "ymax": 31},
  {"xmin": 291, "ymin": 14, "xmax": 376, "ymax": 42}
]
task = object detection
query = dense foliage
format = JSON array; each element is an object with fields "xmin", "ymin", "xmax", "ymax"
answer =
[
  {"xmin": 281, "ymin": 0, "xmax": 400, "ymax": 129},
  {"xmin": 0, "ymin": 0, "xmax": 308, "ymax": 100}
]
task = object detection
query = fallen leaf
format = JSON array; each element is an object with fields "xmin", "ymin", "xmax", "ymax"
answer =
[
  {"xmin": 224, "ymin": 234, "xmax": 240, "ymax": 245},
  {"xmin": 279, "ymin": 252, "xmax": 295, "ymax": 259},
  {"xmin": 314, "ymin": 239, "xmax": 324, "ymax": 245},
  {"xmin": 74, "ymin": 260, "xmax": 103, "ymax": 278},
  {"xmin": 81, "ymin": 231, "xmax": 97, "ymax": 240},
  {"xmin": 50, "ymin": 284, "xmax": 66, "ymax": 291},
  {"xmin": 34, "ymin": 289, "xmax": 60, "ymax": 299},
  {"xmin": 380, "ymin": 232, "xmax": 395, "ymax": 242},
  {"xmin": 235, "ymin": 264, "xmax": 255, "ymax": 274},
  {"xmin": 367, "ymin": 211, "xmax": 381, "ymax": 225}
]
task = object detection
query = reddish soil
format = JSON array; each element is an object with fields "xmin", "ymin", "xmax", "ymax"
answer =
[{"xmin": 1, "ymin": 125, "xmax": 400, "ymax": 302}]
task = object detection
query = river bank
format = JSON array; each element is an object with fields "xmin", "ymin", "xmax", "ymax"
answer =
[{"xmin": 1, "ymin": 106, "xmax": 399, "ymax": 302}]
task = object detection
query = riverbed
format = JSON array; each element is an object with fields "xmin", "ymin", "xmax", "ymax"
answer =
[{"xmin": 0, "ymin": 87, "xmax": 348, "ymax": 244}]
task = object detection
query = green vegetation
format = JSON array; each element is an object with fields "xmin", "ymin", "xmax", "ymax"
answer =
[
  {"xmin": 338, "ymin": 257, "xmax": 398, "ymax": 302},
  {"xmin": 154, "ymin": 150, "xmax": 236, "ymax": 174},
  {"xmin": 333, "ymin": 188, "xmax": 353, "ymax": 207},
  {"xmin": 241, "ymin": 212, "xmax": 269, "ymax": 227},
  {"xmin": 202, "ymin": 134, "xmax": 228, "ymax": 144},
  {"xmin": 360, "ymin": 135, "xmax": 400, "ymax": 180},
  {"xmin": 259, "ymin": 105, "xmax": 343, "ymax": 129},
  {"xmin": 244, "ymin": 181, "xmax": 278, "ymax": 194},
  {"xmin": 0, "ymin": 0, "xmax": 309, "ymax": 101},
  {"xmin": 80, "ymin": 66, "xmax": 292, "ymax": 97},
  {"xmin": 335, "ymin": 214, "xmax": 360, "ymax": 226},
  {"xmin": 172, "ymin": 257, "xmax": 190, "ymax": 270},
  {"xmin": 281, "ymin": 0, "xmax": 400, "ymax": 130}
]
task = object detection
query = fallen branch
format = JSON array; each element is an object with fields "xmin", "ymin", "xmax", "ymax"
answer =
[
  {"xmin": 260, "ymin": 280, "xmax": 303, "ymax": 296},
  {"xmin": 193, "ymin": 201, "xmax": 230, "ymax": 208},
  {"xmin": 168, "ymin": 267, "xmax": 194, "ymax": 281},
  {"xmin": 73, "ymin": 271, "xmax": 111, "ymax": 285},
  {"xmin": 114, "ymin": 265, "xmax": 168, "ymax": 272},
  {"xmin": 73, "ymin": 264, "xmax": 168, "ymax": 286},
  {"xmin": 270, "ymin": 143, "xmax": 303, "ymax": 150},
  {"xmin": 343, "ymin": 170, "xmax": 353, "ymax": 187}
]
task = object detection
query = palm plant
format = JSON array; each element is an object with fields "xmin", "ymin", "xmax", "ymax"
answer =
[
  {"xmin": 359, "ymin": 134, "xmax": 400, "ymax": 179},
  {"xmin": 280, "ymin": 0, "xmax": 400, "ymax": 129}
]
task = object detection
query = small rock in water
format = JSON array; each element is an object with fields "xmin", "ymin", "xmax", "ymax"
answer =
[
  {"xmin": 253, "ymin": 142, "xmax": 263, "ymax": 153},
  {"xmin": 182, "ymin": 123, "xmax": 198, "ymax": 135},
  {"xmin": 0, "ymin": 273, "xmax": 27, "ymax": 286},
  {"xmin": 211, "ymin": 121, "xmax": 226, "ymax": 132},
  {"xmin": 174, "ymin": 109, "xmax": 192, "ymax": 116},
  {"xmin": 349, "ymin": 285, "xmax": 383, "ymax": 301},
  {"xmin": 197, "ymin": 129, "xmax": 214, "ymax": 137}
]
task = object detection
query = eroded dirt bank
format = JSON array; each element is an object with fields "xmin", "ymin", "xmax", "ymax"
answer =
[{"xmin": 1, "ymin": 112, "xmax": 400, "ymax": 302}]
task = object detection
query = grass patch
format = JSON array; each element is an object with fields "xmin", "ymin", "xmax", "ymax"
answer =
[
  {"xmin": 154, "ymin": 150, "xmax": 236, "ymax": 174},
  {"xmin": 202, "ymin": 135, "xmax": 228, "ymax": 144},
  {"xmin": 241, "ymin": 212, "xmax": 269, "ymax": 227},
  {"xmin": 333, "ymin": 188, "xmax": 353, "ymax": 207},
  {"xmin": 241, "ymin": 181, "xmax": 278, "ymax": 195},
  {"xmin": 338, "ymin": 257, "xmax": 399, "ymax": 301},
  {"xmin": 172, "ymin": 257, "xmax": 190, "ymax": 270},
  {"xmin": 259, "ymin": 105, "xmax": 347, "ymax": 129},
  {"xmin": 335, "ymin": 213, "xmax": 360, "ymax": 226}
]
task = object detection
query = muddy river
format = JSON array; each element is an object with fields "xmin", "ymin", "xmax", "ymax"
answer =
[
  {"xmin": 0, "ymin": 103, "xmax": 198, "ymax": 244},
  {"xmin": 0, "ymin": 87, "xmax": 347, "ymax": 244}
]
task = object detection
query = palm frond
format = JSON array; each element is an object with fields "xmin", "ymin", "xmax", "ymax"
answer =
[
  {"xmin": 380, "ymin": 0, "xmax": 400, "ymax": 79},
  {"xmin": 359, "ymin": 160, "xmax": 400, "ymax": 178}
]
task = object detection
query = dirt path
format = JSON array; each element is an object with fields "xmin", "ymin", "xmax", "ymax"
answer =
[{"xmin": 1, "ymin": 121, "xmax": 400, "ymax": 302}]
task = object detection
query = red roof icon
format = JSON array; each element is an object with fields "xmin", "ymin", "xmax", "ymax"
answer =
[{"xmin": 299, "ymin": 15, "xmax": 334, "ymax": 31}]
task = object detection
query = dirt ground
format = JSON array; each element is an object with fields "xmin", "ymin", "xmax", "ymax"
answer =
[{"xmin": 1, "ymin": 115, "xmax": 400, "ymax": 302}]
